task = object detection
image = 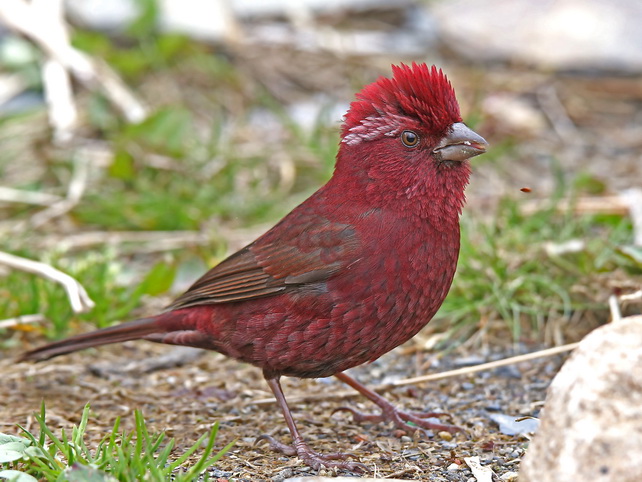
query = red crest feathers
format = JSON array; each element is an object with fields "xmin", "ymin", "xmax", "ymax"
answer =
[{"xmin": 341, "ymin": 63, "xmax": 462, "ymax": 144}]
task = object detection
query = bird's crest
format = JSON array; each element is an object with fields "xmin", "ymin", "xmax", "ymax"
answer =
[{"xmin": 341, "ymin": 63, "xmax": 462, "ymax": 145}]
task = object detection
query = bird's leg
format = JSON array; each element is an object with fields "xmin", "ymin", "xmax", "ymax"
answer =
[
  {"xmin": 257, "ymin": 377, "xmax": 368, "ymax": 472},
  {"xmin": 334, "ymin": 372, "xmax": 462, "ymax": 435}
]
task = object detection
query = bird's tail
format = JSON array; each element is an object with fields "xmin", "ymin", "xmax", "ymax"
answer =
[{"xmin": 18, "ymin": 317, "xmax": 162, "ymax": 362}]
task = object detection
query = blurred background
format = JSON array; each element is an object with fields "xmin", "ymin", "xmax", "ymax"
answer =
[{"xmin": 1, "ymin": 0, "xmax": 641, "ymax": 359}]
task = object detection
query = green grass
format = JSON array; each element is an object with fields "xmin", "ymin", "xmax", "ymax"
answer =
[
  {"xmin": 0, "ymin": 250, "xmax": 177, "ymax": 338},
  {"xmin": 0, "ymin": 72, "xmax": 638, "ymax": 343},
  {"xmin": 0, "ymin": 403, "xmax": 233, "ymax": 481},
  {"xmin": 437, "ymin": 197, "xmax": 640, "ymax": 343}
]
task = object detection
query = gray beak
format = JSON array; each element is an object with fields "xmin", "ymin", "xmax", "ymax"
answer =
[{"xmin": 433, "ymin": 122, "xmax": 488, "ymax": 162}]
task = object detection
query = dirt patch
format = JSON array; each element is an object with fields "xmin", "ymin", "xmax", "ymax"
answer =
[{"xmin": 1, "ymin": 340, "xmax": 563, "ymax": 480}]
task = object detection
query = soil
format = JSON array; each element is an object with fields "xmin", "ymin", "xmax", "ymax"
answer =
[{"xmin": 1, "ymin": 339, "xmax": 564, "ymax": 480}]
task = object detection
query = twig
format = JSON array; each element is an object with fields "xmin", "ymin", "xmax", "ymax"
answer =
[
  {"xmin": 388, "ymin": 343, "xmax": 579, "ymax": 387},
  {"xmin": 0, "ymin": 0, "xmax": 147, "ymax": 125},
  {"xmin": 621, "ymin": 188, "xmax": 642, "ymax": 246},
  {"xmin": 19, "ymin": 153, "xmax": 90, "ymax": 230},
  {"xmin": 520, "ymin": 195, "xmax": 630, "ymax": 217},
  {"xmin": 0, "ymin": 251, "xmax": 95, "ymax": 313},
  {"xmin": 621, "ymin": 290, "xmax": 642, "ymax": 302},
  {"xmin": 609, "ymin": 294, "xmax": 622, "ymax": 323},
  {"xmin": 36, "ymin": 230, "xmax": 208, "ymax": 252},
  {"xmin": 0, "ymin": 187, "xmax": 62, "ymax": 206},
  {"xmin": 36, "ymin": 0, "xmax": 77, "ymax": 143},
  {"xmin": 609, "ymin": 289, "xmax": 642, "ymax": 323},
  {"xmin": 0, "ymin": 313, "xmax": 46, "ymax": 329},
  {"xmin": 537, "ymin": 84, "xmax": 579, "ymax": 141},
  {"xmin": 246, "ymin": 343, "xmax": 579, "ymax": 406},
  {"xmin": 0, "ymin": 73, "xmax": 28, "ymax": 105}
]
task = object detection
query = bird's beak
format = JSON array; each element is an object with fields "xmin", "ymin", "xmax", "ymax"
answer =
[{"xmin": 433, "ymin": 122, "xmax": 488, "ymax": 162}]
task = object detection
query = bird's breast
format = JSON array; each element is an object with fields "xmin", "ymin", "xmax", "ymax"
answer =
[{"xmin": 327, "ymin": 219, "xmax": 460, "ymax": 366}]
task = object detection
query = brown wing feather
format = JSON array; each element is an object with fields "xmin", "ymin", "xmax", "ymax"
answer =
[{"xmin": 167, "ymin": 215, "xmax": 360, "ymax": 310}]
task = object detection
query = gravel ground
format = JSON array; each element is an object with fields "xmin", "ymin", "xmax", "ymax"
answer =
[{"xmin": 1, "ymin": 339, "xmax": 565, "ymax": 480}]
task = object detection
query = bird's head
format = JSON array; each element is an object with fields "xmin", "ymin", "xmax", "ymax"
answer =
[{"xmin": 336, "ymin": 63, "xmax": 487, "ymax": 214}]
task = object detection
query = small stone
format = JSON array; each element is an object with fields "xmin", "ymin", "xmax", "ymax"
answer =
[
  {"xmin": 400, "ymin": 435, "xmax": 412, "ymax": 443},
  {"xmin": 271, "ymin": 468, "xmax": 293, "ymax": 482},
  {"xmin": 447, "ymin": 463, "xmax": 460, "ymax": 471},
  {"xmin": 500, "ymin": 471, "xmax": 519, "ymax": 481},
  {"xmin": 438, "ymin": 431, "xmax": 453, "ymax": 441}
]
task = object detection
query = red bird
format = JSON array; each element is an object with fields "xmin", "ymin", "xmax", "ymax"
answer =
[{"xmin": 20, "ymin": 63, "xmax": 487, "ymax": 471}]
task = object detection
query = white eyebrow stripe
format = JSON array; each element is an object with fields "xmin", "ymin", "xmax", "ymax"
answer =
[{"xmin": 341, "ymin": 113, "xmax": 410, "ymax": 145}]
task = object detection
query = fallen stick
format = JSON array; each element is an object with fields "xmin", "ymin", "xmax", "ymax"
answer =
[
  {"xmin": 0, "ymin": 251, "xmax": 95, "ymax": 313},
  {"xmin": 246, "ymin": 342, "xmax": 579, "ymax": 406}
]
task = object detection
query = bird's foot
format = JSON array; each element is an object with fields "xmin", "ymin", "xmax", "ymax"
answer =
[
  {"xmin": 334, "ymin": 372, "xmax": 463, "ymax": 436},
  {"xmin": 333, "ymin": 404, "xmax": 462, "ymax": 435},
  {"xmin": 256, "ymin": 434, "xmax": 368, "ymax": 472}
]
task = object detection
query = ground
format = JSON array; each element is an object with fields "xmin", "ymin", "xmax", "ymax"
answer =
[{"xmin": 2, "ymin": 337, "xmax": 564, "ymax": 480}]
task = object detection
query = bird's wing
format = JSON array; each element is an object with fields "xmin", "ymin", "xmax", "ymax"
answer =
[{"xmin": 166, "ymin": 215, "xmax": 360, "ymax": 310}]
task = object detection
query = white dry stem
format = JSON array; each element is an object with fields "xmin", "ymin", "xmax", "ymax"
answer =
[
  {"xmin": 520, "ymin": 195, "xmax": 630, "ymax": 217},
  {"xmin": 387, "ymin": 343, "xmax": 580, "ymax": 387},
  {"xmin": 0, "ymin": 187, "xmax": 62, "ymax": 206},
  {"xmin": 0, "ymin": 251, "xmax": 95, "ymax": 313},
  {"xmin": 0, "ymin": 314, "xmax": 46, "ymax": 329},
  {"xmin": 0, "ymin": 0, "xmax": 147, "ymax": 130},
  {"xmin": 621, "ymin": 188, "xmax": 642, "ymax": 246},
  {"xmin": 248, "ymin": 342, "xmax": 581, "ymax": 406},
  {"xmin": 621, "ymin": 290, "xmax": 642, "ymax": 302},
  {"xmin": 35, "ymin": 0, "xmax": 76, "ymax": 143},
  {"xmin": 36, "ymin": 230, "xmax": 208, "ymax": 252},
  {"xmin": 12, "ymin": 153, "xmax": 91, "ymax": 231},
  {"xmin": 609, "ymin": 294, "xmax": 622, "ymax": 323},
  {"xmin": 609, "ymin": 288, "xmax": 642, "ymax": 323},
  {"xmin": 0, "ymin": 73, "xmax": 28, "ymax": 106},
  {"xmin": 42, "ymin": 57, "xmax": 77, "ymax": 144},
  {"xmin": 537, "ymin": 84, "xmax": 579, "ymax": 141}
]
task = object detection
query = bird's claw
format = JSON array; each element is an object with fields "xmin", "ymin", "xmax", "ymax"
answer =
[
  {"xmin": 332, "ymin": 406, "xmax": 383, "ymax": 423},
  {"xmin": 333, "ymin": 405, "xmax": 462, "ymax": 435},
  {"xmin": 255, "ymin": 434, "xmax": 368, "ymax": 472},
  {"xmin": 255, "ymin": 434, "xmax": 296, "ymax": 455}
]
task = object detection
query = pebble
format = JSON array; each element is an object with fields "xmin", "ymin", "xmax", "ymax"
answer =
[{"xmin": 500, "ymin": 472, "xmax": 519, "ymax": 481}]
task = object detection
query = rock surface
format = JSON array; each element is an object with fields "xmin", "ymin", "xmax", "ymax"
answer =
[
  {"xmin": 432, "ymin": 0, "xmax": 642, "ymax": 72},
  {"xmin": 520, "ymin": 316, "xmax": 642, "ymax": 482}
]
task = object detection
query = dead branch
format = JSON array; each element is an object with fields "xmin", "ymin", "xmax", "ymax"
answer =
[
  {"xmin": 0, "ymin": 0, "xmax": 147, "ymax": 136},
  {"xmin": 246, "ymin": 342, "xmax": 579, "ymax": 406},
  {"xmin": 0, "ymin": 251, "xmax": 95, "ymax": 313}
]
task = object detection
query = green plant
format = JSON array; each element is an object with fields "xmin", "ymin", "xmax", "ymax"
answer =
[{"xmin": 0, "ymin": 403, "xmax": 233, "ymax": 481}]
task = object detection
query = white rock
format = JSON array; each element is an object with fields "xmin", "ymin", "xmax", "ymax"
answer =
[
  {"xmin": 432, "ymin": 0, "xmax": 642, "ymax": 72},
  {"xmin": 65, "ymin": 0, "xmax": 138, "ymax": 31},
  {"xmin": 519, "ymin": 316, "xmax": 642, "ymax": 482}
]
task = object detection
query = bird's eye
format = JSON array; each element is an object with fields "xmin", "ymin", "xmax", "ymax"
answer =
[{"xmin": 401, "ymin": 130, "xmax": 419, "ymax": 148}]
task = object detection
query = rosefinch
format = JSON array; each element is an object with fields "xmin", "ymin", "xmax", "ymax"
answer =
[{"xmin": 20, "ymin": 63, "xmax": 487, "ymax": 471}]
